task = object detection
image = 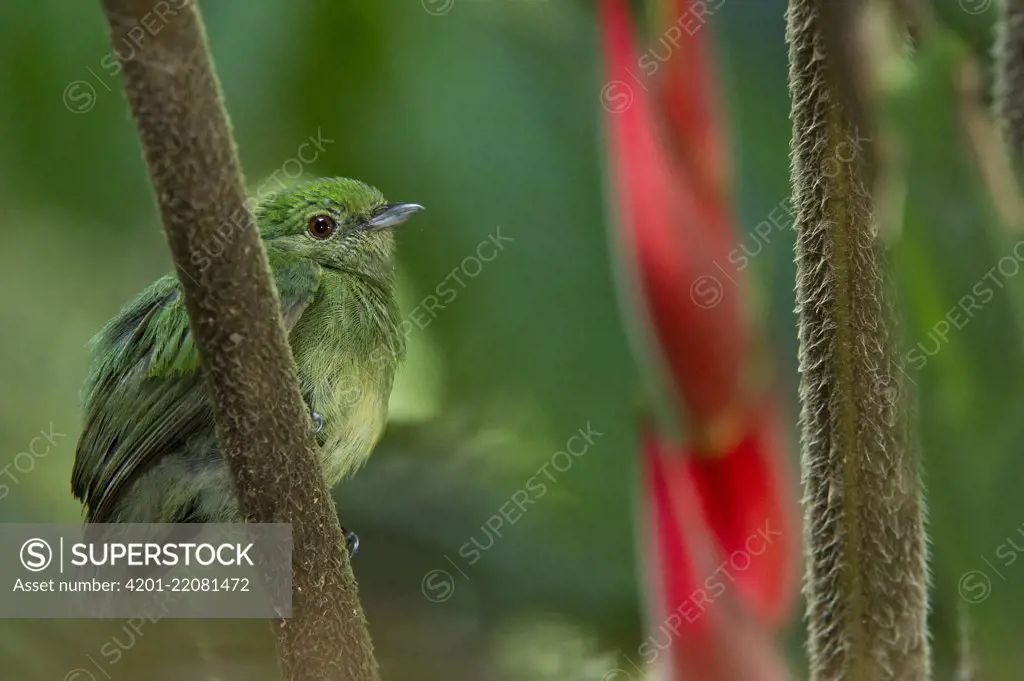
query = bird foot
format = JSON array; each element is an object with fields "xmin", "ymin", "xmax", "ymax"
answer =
[
  {"xmin": 342, "ymin": 526, "xmax": 359, "ymax": 557},
  {"xmin": 311, "ymin": 410, "xmax": 325, "ymax": 433}
]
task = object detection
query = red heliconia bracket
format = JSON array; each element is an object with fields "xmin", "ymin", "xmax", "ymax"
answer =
[{"xmin": 601, "ymin": 0, "xmax": 801, "ymax": 677}]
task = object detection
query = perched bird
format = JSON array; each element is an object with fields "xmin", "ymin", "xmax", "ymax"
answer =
[{"xmin": 71, "ymin": 177, "xmax": 423, "ymax": 550}]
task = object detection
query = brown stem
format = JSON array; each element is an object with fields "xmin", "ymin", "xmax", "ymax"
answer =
[
  {"xmin": 96, "ymin": 1, "xmax": 379, "ymax": 679},
  {"xmin": 893, "ymin": 0, "xmax": 1024, "ymax": 233},
  {"xmin": 787, "ymin": 0, "xmax": 931, "ymax": 679},
  {"xmin": 996, "ymin": 0, "xmax": 1024, "ymax": 165}
]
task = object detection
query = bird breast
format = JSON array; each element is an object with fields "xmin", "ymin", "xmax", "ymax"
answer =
[
  {"xmin": 314, "ymin": 370, "xmax": 391, "ymax": 486},
  {"xmin": 293, "ymin": 275, "xmax": 402, "ymax": 486}
]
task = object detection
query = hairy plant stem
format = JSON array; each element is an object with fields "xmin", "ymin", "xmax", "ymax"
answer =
[
  {"xmin": 97, "ymin": 1, "xmax": 379, "ymax": 679},
  {"xmin": 996, "ymin": 0, "xmax": 1024, "ymax": 166},
  {"xmin": 787, "ymin": 0, "xmax": 930, "ymax": 679}
]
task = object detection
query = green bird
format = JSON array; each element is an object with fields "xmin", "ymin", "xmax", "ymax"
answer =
[{"xmin": 71, "ymin": 177, "xmax": 422, "ymax": 547}]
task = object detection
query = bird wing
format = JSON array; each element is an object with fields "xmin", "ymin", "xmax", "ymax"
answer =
[{"xmin": 72, "ymin": 252, "xmax": 322, "ymax": 522}]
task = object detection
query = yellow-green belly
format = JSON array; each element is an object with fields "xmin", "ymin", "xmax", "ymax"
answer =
[{"xmin": 316, "ymin": 378, "xmax": 390, "ymax": 486}]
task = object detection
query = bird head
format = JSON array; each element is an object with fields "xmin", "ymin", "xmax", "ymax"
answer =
[{"xmin": 254, "ymin": 177, "xmax": 423, "ymax": 287}]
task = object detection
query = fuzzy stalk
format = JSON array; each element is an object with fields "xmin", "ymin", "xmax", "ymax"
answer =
[
  {"xmin": 96, "ymin": 1, "xmax": 379, "ymax": 679},
  {"xmin": 996, "ymin": 0, "xmax": 1024, "ymax": 165},
  {"xmin": 786, "ymin": 0, "xmax": 930, "ymax": 679}
]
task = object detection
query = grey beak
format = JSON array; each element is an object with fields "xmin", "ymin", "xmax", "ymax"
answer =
[{"xmin": 367, "ymin": 202, "xmax": 425, "ymax": 230}]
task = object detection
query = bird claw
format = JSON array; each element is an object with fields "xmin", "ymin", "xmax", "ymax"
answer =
[
  {"xmin": 342, "ymin": 526, "xmax": 359, "ymax": 558},
  {"xmin": 311, "ymin": 411, "xmax": 325, "ymax": 434}
]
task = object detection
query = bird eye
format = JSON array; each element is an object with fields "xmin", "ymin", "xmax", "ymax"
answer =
[{"xmin": 307, "ymin": 215, "xmax": 337, "ymax": 240}]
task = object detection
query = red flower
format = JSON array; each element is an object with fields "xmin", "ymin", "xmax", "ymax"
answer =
[
  {"xmin": 641, "ymin": 432, "xmax": 793, "ymax": 681},
  {"xmin": 601, "ymin": 0, "xmax": 800, "ymax": 677},
  {"xmin": 602, "ymin": 0, "xmax": 744, "ymax": 448}
]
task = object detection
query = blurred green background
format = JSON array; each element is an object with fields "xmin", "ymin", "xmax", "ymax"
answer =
[{"xmin": 1, "ymin": 0, "xmax": 1022, "ymax": 679}]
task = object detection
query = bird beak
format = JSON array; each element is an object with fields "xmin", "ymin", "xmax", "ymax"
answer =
[{"xmin": 367, "ymin": 202, "xmax": 425, "ymax": 230}]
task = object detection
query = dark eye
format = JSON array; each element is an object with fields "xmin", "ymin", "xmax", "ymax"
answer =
[{"xmin": 307, "ymin": 215, "xmax": 337, "ymax": 240}]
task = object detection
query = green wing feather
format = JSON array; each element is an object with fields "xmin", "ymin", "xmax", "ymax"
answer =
[{"xmin": 71, "ymin": 252, "xmax": 322, "ymax": 522}]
